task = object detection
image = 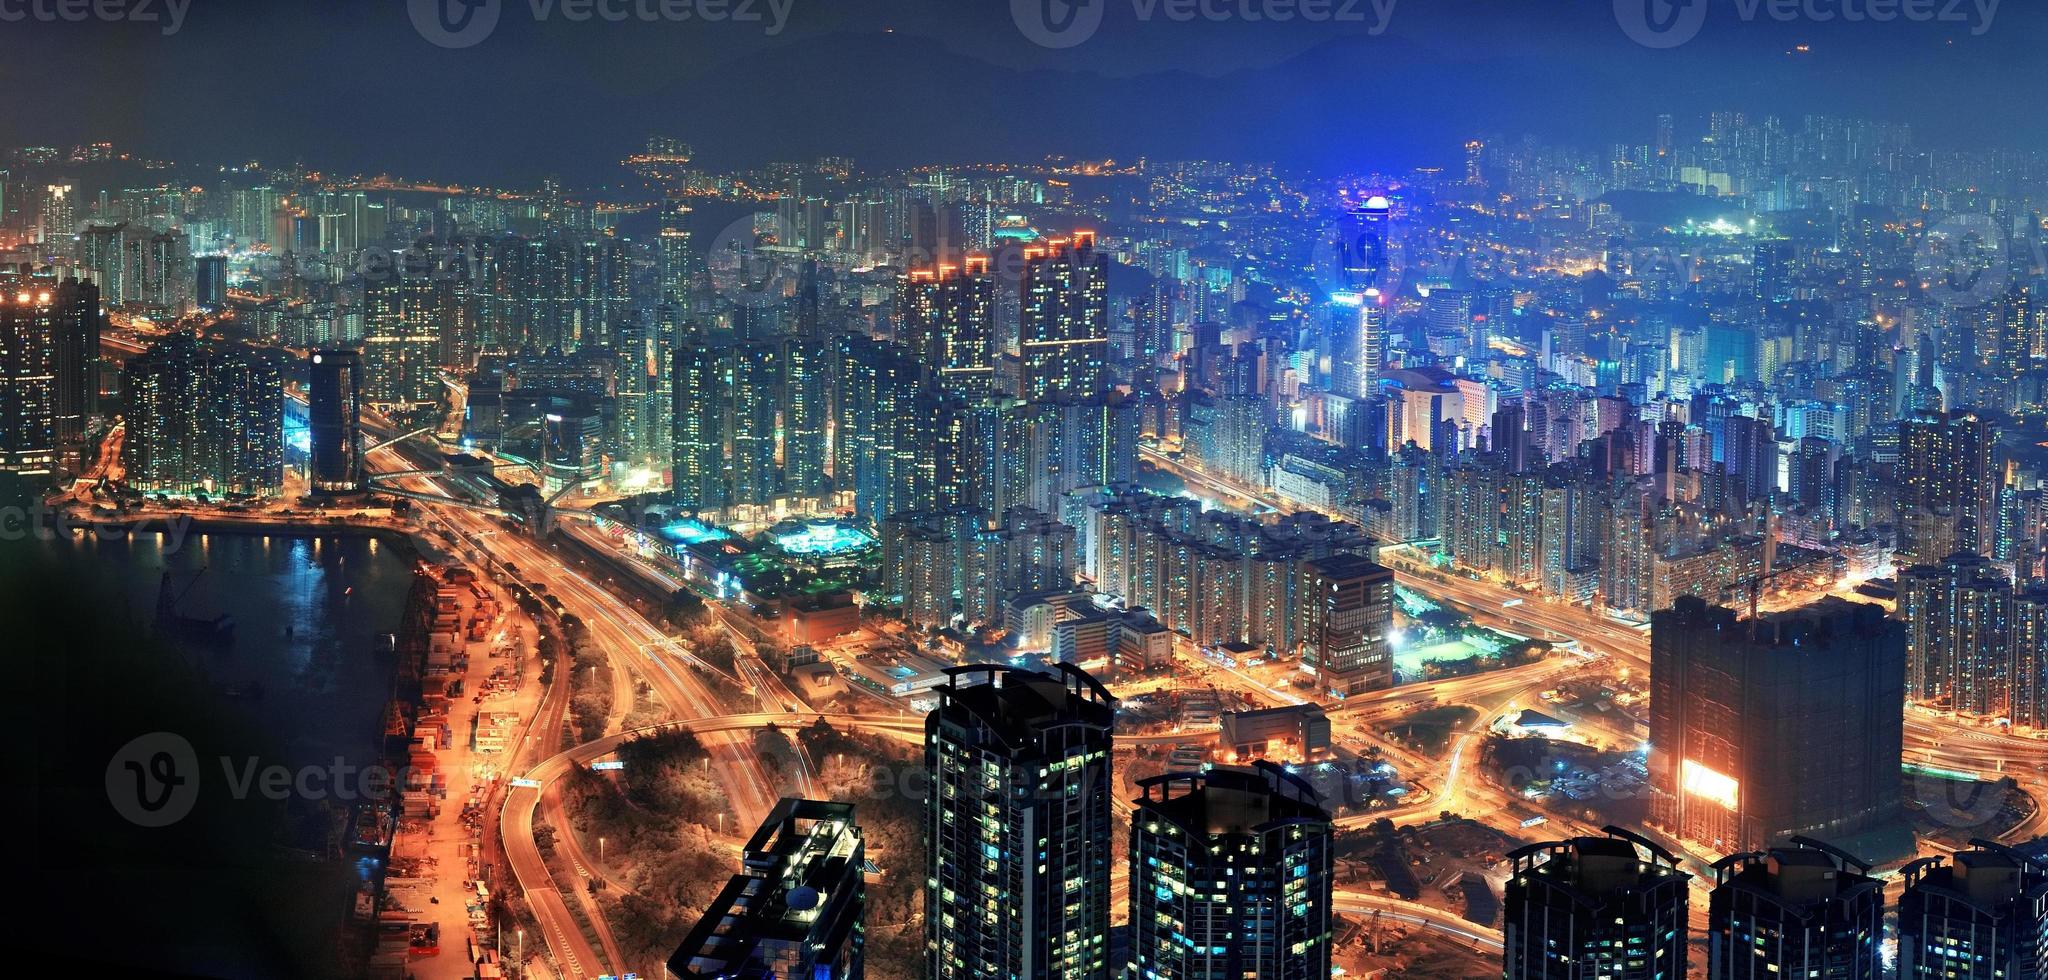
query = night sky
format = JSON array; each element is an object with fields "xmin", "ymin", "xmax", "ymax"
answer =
[{"xmin": 0, "ymin": 0, "xmax": 2037, "ymax": 184}]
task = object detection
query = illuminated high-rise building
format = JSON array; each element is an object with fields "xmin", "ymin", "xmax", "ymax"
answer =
[
  {"xmin": 1899, "ymin": 843, "xmax": 2048, "ymax": 980},
  {"xmin": 1297, "ymin": 553, "xmax": 1395, "ymax": 697},
  {"xmin": 362, "ymin": 274, "xmax": 449, "ymax": 408},
  {"xmin": 1648, "ymin": 597, "xmax": 1906, "ymax": 857},
  {"xmin": 1898, "ymin": 410, "xmax": 1997, "ymax": 560},
  {"xmin": 1019, "ymin": 233, "xmax": 1109, "ymax": 401},
  {"xmin": 925, "ymin": 664, "xmax": 1116, "ymax": 980},
  {"xmin": 0, "ymin": 278, "xmax": 59, "ymax": 475},
  {"xmin": 1707, "ymin": 838, "xmax": 1884, "ymax": 980},
  {"xmin": 1126, "ymin": 763, "xmax": 1334, "ymax": 980},
  {"xmin": 900, "ymin": 256, "xmax": 994, "ymax": 397},
  {"xmin": 125, "ymin": 332, "xmax": 285, "ymax": 496},
  {"xmin": 1503, "ymin": 828, "xmax": 1690, "ymax": 980},
  {"xmin": 669, "ymin": 798, "xmax": 866, "ymax": 980},
  {"xmin": 671, "ymin": 336, "xmax": 729, "ymax": 510},
  {"xmin": 307, "ymin": 349, "xmax": 364, "ymax": 495}
]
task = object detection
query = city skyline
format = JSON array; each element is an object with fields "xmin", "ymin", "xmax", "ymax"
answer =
[{"xmin": 14, "ymin": 4, "xmax": 2048, "ymax": 979}]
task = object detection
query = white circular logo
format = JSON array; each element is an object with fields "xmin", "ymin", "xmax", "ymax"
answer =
[
  {"xmin": 706, "ymin": 213, "xmax": 800, "ymax": 309},
  {"xmin": 409, "ymin": 0, "xmax": 502, "ymax": 49},
  {"xmin": 1907, "ymin": 767, "xmax": 2012, "ymax": 832},
  {"xmin": 1916, "ymin": 212, "xmax": 2011, "ymax": 309},
  {"xmin": 1614, "ymin": 0, "xmax": 1708, "ymax": 50},
  {"xmin": 1011, "ymin": 0, "xmax": 1105, "ymax": 49},
  {"xmin": 105, "ymin": 731, "xmax": 200, "ymax": 828}
]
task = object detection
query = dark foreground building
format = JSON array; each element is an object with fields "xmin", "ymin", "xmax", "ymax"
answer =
[
  {"xmin": 308, "ymin": 349, "xmax": 365, "ymax": 494},
  {"xmin": 668, "ymin": 798, "xmax": 866, "ymax": 980},
  {"xmin": 1503, "ymin": 827, "xmax": 1690, "ymax": 979},
  {"xmin": 1899, "ymin": 841, "xmax": 2048, "ymax": 980},
  {"xmin": 1649, "ymin": 596, "xmax": 1907, "ymax": 858},
  {"xmin": 1707, "ymin": 837, "xmax": 1884, "ymax": 979},
  {"xmin": 1127, "ymin": 762, "xmax": 1334, "ymax": 980},
  {"xmin": 924, "ymin": 663, "xmax": 1117, "ymax": 980}
]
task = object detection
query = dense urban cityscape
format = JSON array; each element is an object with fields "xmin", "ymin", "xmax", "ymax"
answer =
[{"xmin": 11, "ymin": 3, "xmax": 2048, "ymax": 979}]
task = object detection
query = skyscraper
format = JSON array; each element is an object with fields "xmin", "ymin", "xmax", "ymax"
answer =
[
  {"xmin": 1503, "ymin": 828, "xmax": 1691, "ymax": 980},
  {"xmin": 900, "ymin": 257, "xmax": 995, "ymax": 398},
  {"xmin": 672, "ymin": 336, "xmax": 729, "ymax": 510},
  {"xmin": 1297, "ymin": 552, "xmax": 1396, "ymax": 697},
  {"xmin": 1707, "ymin": 838, "xmax": 1884, "ymax": 980},
  {"xmin": 362, "ymin": 274, "xmax": 449, "ymax": 409},
  {"xmin": 125, "ymin": 332, "xmax": 285, "ymax": 496},
  {"xmin": 1019, "ymin": 233, "xmax": 1109, "ymax": 401},
  {"xmin": 924, "ymin": 664, "xmax": 1116, "ymax": 980},
  {"xmin": 1900, "ymin": 553, "xmax": 2021, "ymax": 721},
  {"xmin": 669, "ymin": 798, "xmax": 866, "ymax": 980},
  {"xmin": 307, "ymin": 350, "xmax": 364, "ymax": 495},
  {"xmin": 1127, "ymin": 762, "xmax": 1335, "ymax": 980},
  {"xmin": 1898, "ymin": 410, "xmax": 1997, "ymax": 560},
  {"xmin": 1899, "ymin": 842, "xmax": 2048, "ymax": 980},
  {"xmin": 1649, "ymin": 597, "xmax": 1907, "ymax": 857},
  {"xmin": 0, "ymin": 277, "xmax": 59, "ymax": 475}
]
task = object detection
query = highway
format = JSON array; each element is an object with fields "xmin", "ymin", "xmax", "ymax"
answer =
[{"xmin": 360, "ymin": 431, "xmax": 797, "ymax": 977}]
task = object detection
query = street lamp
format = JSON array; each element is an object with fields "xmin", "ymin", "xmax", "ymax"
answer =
[{"xmin": 598, "ymin": 836, "xmax": 605, "ymax": 864}]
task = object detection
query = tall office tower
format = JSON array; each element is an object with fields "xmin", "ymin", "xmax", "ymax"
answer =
[
  {"xmin": 230, "ymin": 186, "xmax": 277, "ymax": 244},
  {"xmin": 1297, "ymin": 552, "xmax": 1395, "ymax": 697},
  {"xmin": 669, "ymin": 798, "xmax": 866, "ymax": 980},
  {"xmin": 900, "ymin": 256, "xmax": 995, "ymax": 397},
  {"xmin": 1899, "ymin": 843, "xmax": 2048, "ymax": 980},
  {"xmin": 362, "ymin": 274, "xmax": 449, "ymax": 409},
  {"xmin": 1898, "ymin": 410, "xmax": 1997, "ymax": 560},
  {"xmin": 125, "ymin": 333, "xmax": 285, "ymax": 496},
  {"xmin": 1720, "ymin": 414, "xmax": 1778, "ymax": 507},
  {"xmin": 193, "ymin": 254, "xmax": 227, "ymax": 311},
  {"xmin": 835, "ymin": 334, "xmax": 936, "ymax": 519},
  {"xmin": 658, "ymin": 217, "xmax": 693, "ymax": 310},
  {"xmin": 1900, "ymin": 553, "xmax": 2016, "ymax": 718},
  {"xmin": 1503, "ymin": 828, "xmax": 1691, "ymax": 980},
  {"xmin": 307, "ymin": 350, "xmax": 365, "ymax": 495},
  {"xmin": 1707, "ymin": 839, "xmax": 1884, "ymax": 980},
  {"xmin": 1753, "ymin": 239, "xmax": 1795, "ymax": 305},
  {"xmin": 925, "ymin": 664, "xmax": 1116, "ymax": 980},
  {"xmin": 611, "ymin": 318, "xmax": 654, "ymax": 468},
  {"xmin": 1126, "ymin": 763, "xmax": 1335, "ymax": 980},
  {"xmin": 671, "ymin": 337, "xmax": 729, "ymax": 510},
  {"xmin": 1648, "ymin": 597, "xmax": 1907, "ymax": 857},
  {"xmin": 1019, "ymin": 233, "xmax": 1109, "ymax": 401},
  {"xmin": 0, "ymin": 277, "xmax": 61, "ymax": 475},
  {"xmin": 565, "ymin": 235, "xmax": 634, "ymax": 348},
  {"xmin": 1789, "ymin": 435, "xmax": 1837, "ymax": 513},
  {"xmin": 48, "ymin": 276, "xmax": 100, "ymax": 448},
  {"xmin": 76, "ymin": 221, "xmax": 131, "ymax": 304},
  {"xmin": 35, "ymin": 182, "xmax": 74, "ymax": 244},
  {"xmin": 781, "ymin": 332, "xmax": 829, "ymax": 498}
]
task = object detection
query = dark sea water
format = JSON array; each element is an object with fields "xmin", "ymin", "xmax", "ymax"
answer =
[{"xmin": 39, "ymin": 527, "xmax": 414, "ymax": 775}]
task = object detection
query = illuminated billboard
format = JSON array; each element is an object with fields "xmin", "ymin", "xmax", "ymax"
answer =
[{"xmin": 1681, "ymin": 759, "xmax": 1739, "ymax": 811}]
